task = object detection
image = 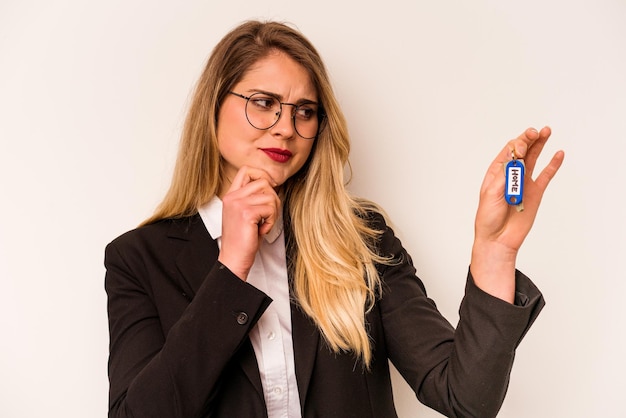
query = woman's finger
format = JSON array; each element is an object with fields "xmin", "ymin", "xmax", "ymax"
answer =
[
  {"xmin": 228, "ymin": 165, "xmax": 278, "ymax": 192},
  {"xmin": 533, "ymin": 150, "xmax": 565, "ymax": 192},
  {"xmin": 521, "ymin": 126, "xmax": 551, "ymax": 176}
]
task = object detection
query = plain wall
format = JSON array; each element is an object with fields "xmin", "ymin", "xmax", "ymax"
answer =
[{"xmin": 1, "ymin": 1, "xmax": 624, "ymax": 417}]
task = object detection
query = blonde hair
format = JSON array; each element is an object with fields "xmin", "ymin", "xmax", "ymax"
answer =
[{"xmin": 143, "ymin": 21, "xmax": 390, "ymax": 366}]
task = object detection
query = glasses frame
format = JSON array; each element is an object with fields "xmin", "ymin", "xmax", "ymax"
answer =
[{"xmin": 228, "ymin": 91, "xmax": 325, "ymax": 140}]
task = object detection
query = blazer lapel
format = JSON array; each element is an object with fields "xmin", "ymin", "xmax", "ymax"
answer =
[
  {"xmin": 169, "ymin": 210, "xmax": 323, "ymax": 406},
  {"xmin": 291, "ymin": 302, "xmax": 320, "ymax": 410},
  {"xmin": 168, "ymin": 214, "xmax": 219, "ymax": 298},
  {"xmin": 284, "ymin": 214, "xmax": 321, "ymax": 409},
  {"xmin": 168, "ymin": 214, "xmax": 265, "ymax": 400},
  {"xmin": 238, "ymin": 339, "xmax": 265, "ymax": 401}
]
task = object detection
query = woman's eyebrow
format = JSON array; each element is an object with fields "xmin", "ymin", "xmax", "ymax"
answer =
[{"xmin": 247, "ymin": 88, "xmax": 319, "ymax": 105}]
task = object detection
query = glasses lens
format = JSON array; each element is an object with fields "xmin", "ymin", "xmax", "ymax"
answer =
[
  {"xmin": 244, "ymin": 92, "xmax": 322, "ymax": 139},
  {"xmin": 245, "ymin": 93, "xmax": 281, "ymax": 130},
  {"xmin": 293, "ymin": 103, "xmax": 320, "ymax": 139}
]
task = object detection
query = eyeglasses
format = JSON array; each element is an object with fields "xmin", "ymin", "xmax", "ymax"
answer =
[{"xmin": 229, "ymin": 91, "xmax": 325, "ymax": 140}]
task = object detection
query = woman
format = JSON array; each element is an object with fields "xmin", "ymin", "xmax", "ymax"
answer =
[{"xmin": 105, "ymin": 20, "xmax": 564, "ymax": 417}]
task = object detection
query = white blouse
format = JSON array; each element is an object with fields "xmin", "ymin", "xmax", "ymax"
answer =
[{"xmin": 199, "ymin": 197, "xmax": 301, "ymax": 418}]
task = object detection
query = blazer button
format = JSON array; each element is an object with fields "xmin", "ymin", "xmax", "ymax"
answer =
[{"xmin": 236, "ymin": 312, "xmax": 249, "ymax": 325}]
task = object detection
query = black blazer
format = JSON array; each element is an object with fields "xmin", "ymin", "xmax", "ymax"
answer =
[{"xmin": 105, "ymin": 212, "xmax": 544, "ymax": 418}]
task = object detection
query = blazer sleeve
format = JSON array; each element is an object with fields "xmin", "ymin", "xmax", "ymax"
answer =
[
  {"xmin": 105, "ymin": 233, "xmax": 272, "ymax": 418},
  {"xmin": 374, "ymin": 213, "xmax": 544, "ymax": 418}
]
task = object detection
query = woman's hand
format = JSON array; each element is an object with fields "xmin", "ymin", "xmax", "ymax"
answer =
[
  {"xmin": 470, "ymin": 126, "xmax": 564, "ymax": 302},
  {"xmin": 218, "ymin": 166, "xmax": 281, "ymax": 281}
]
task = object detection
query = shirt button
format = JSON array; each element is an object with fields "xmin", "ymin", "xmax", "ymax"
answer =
[
  {"xmin": 273, "ymin": 387, "xmax": 282, "ymax": 395},
  {"xmin": 236, "ymin": 312, "xmax": 248, "ymax": 325},
  {"xmin": 267, "ymin": 331, "xmax": 276, "ymax": 340}
]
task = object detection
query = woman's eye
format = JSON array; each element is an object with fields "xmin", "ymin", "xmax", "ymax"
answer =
[
  {"xmin": 251, "ymin": 97, "xmax": 277, "ymax": 110},
  {"xmin": 296, "ymin": 106, "xmax": 316, "ymax": 120}
]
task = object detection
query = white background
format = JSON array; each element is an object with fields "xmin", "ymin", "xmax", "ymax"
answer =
[{"xmin": 1, "ymin": 1, "xmax": 624, "ymax": 417}]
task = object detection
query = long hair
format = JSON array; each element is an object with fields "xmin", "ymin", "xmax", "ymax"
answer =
[{"xmin": 143, "ymin": 21, "xmax": 389, "ymax": 366}]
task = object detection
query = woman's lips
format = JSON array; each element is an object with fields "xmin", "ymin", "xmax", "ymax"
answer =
[{"xmin": 261, "ymin": 148, "xmax": 292, "ymax": 163}]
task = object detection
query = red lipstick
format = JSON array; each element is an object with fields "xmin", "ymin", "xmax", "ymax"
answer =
[{"xmin": 261, "ymin": 148, "xmax": 292, "ymax": 163}]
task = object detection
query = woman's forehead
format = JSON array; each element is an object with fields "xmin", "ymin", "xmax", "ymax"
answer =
[{"xmin": 236, "ymin": 52, "xmax": 317, "ymax": 101}]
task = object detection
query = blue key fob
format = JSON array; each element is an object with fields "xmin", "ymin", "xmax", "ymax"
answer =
[{"xmin": 504, "ymin": 159, "xmax": 524, "ymax": 205}]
